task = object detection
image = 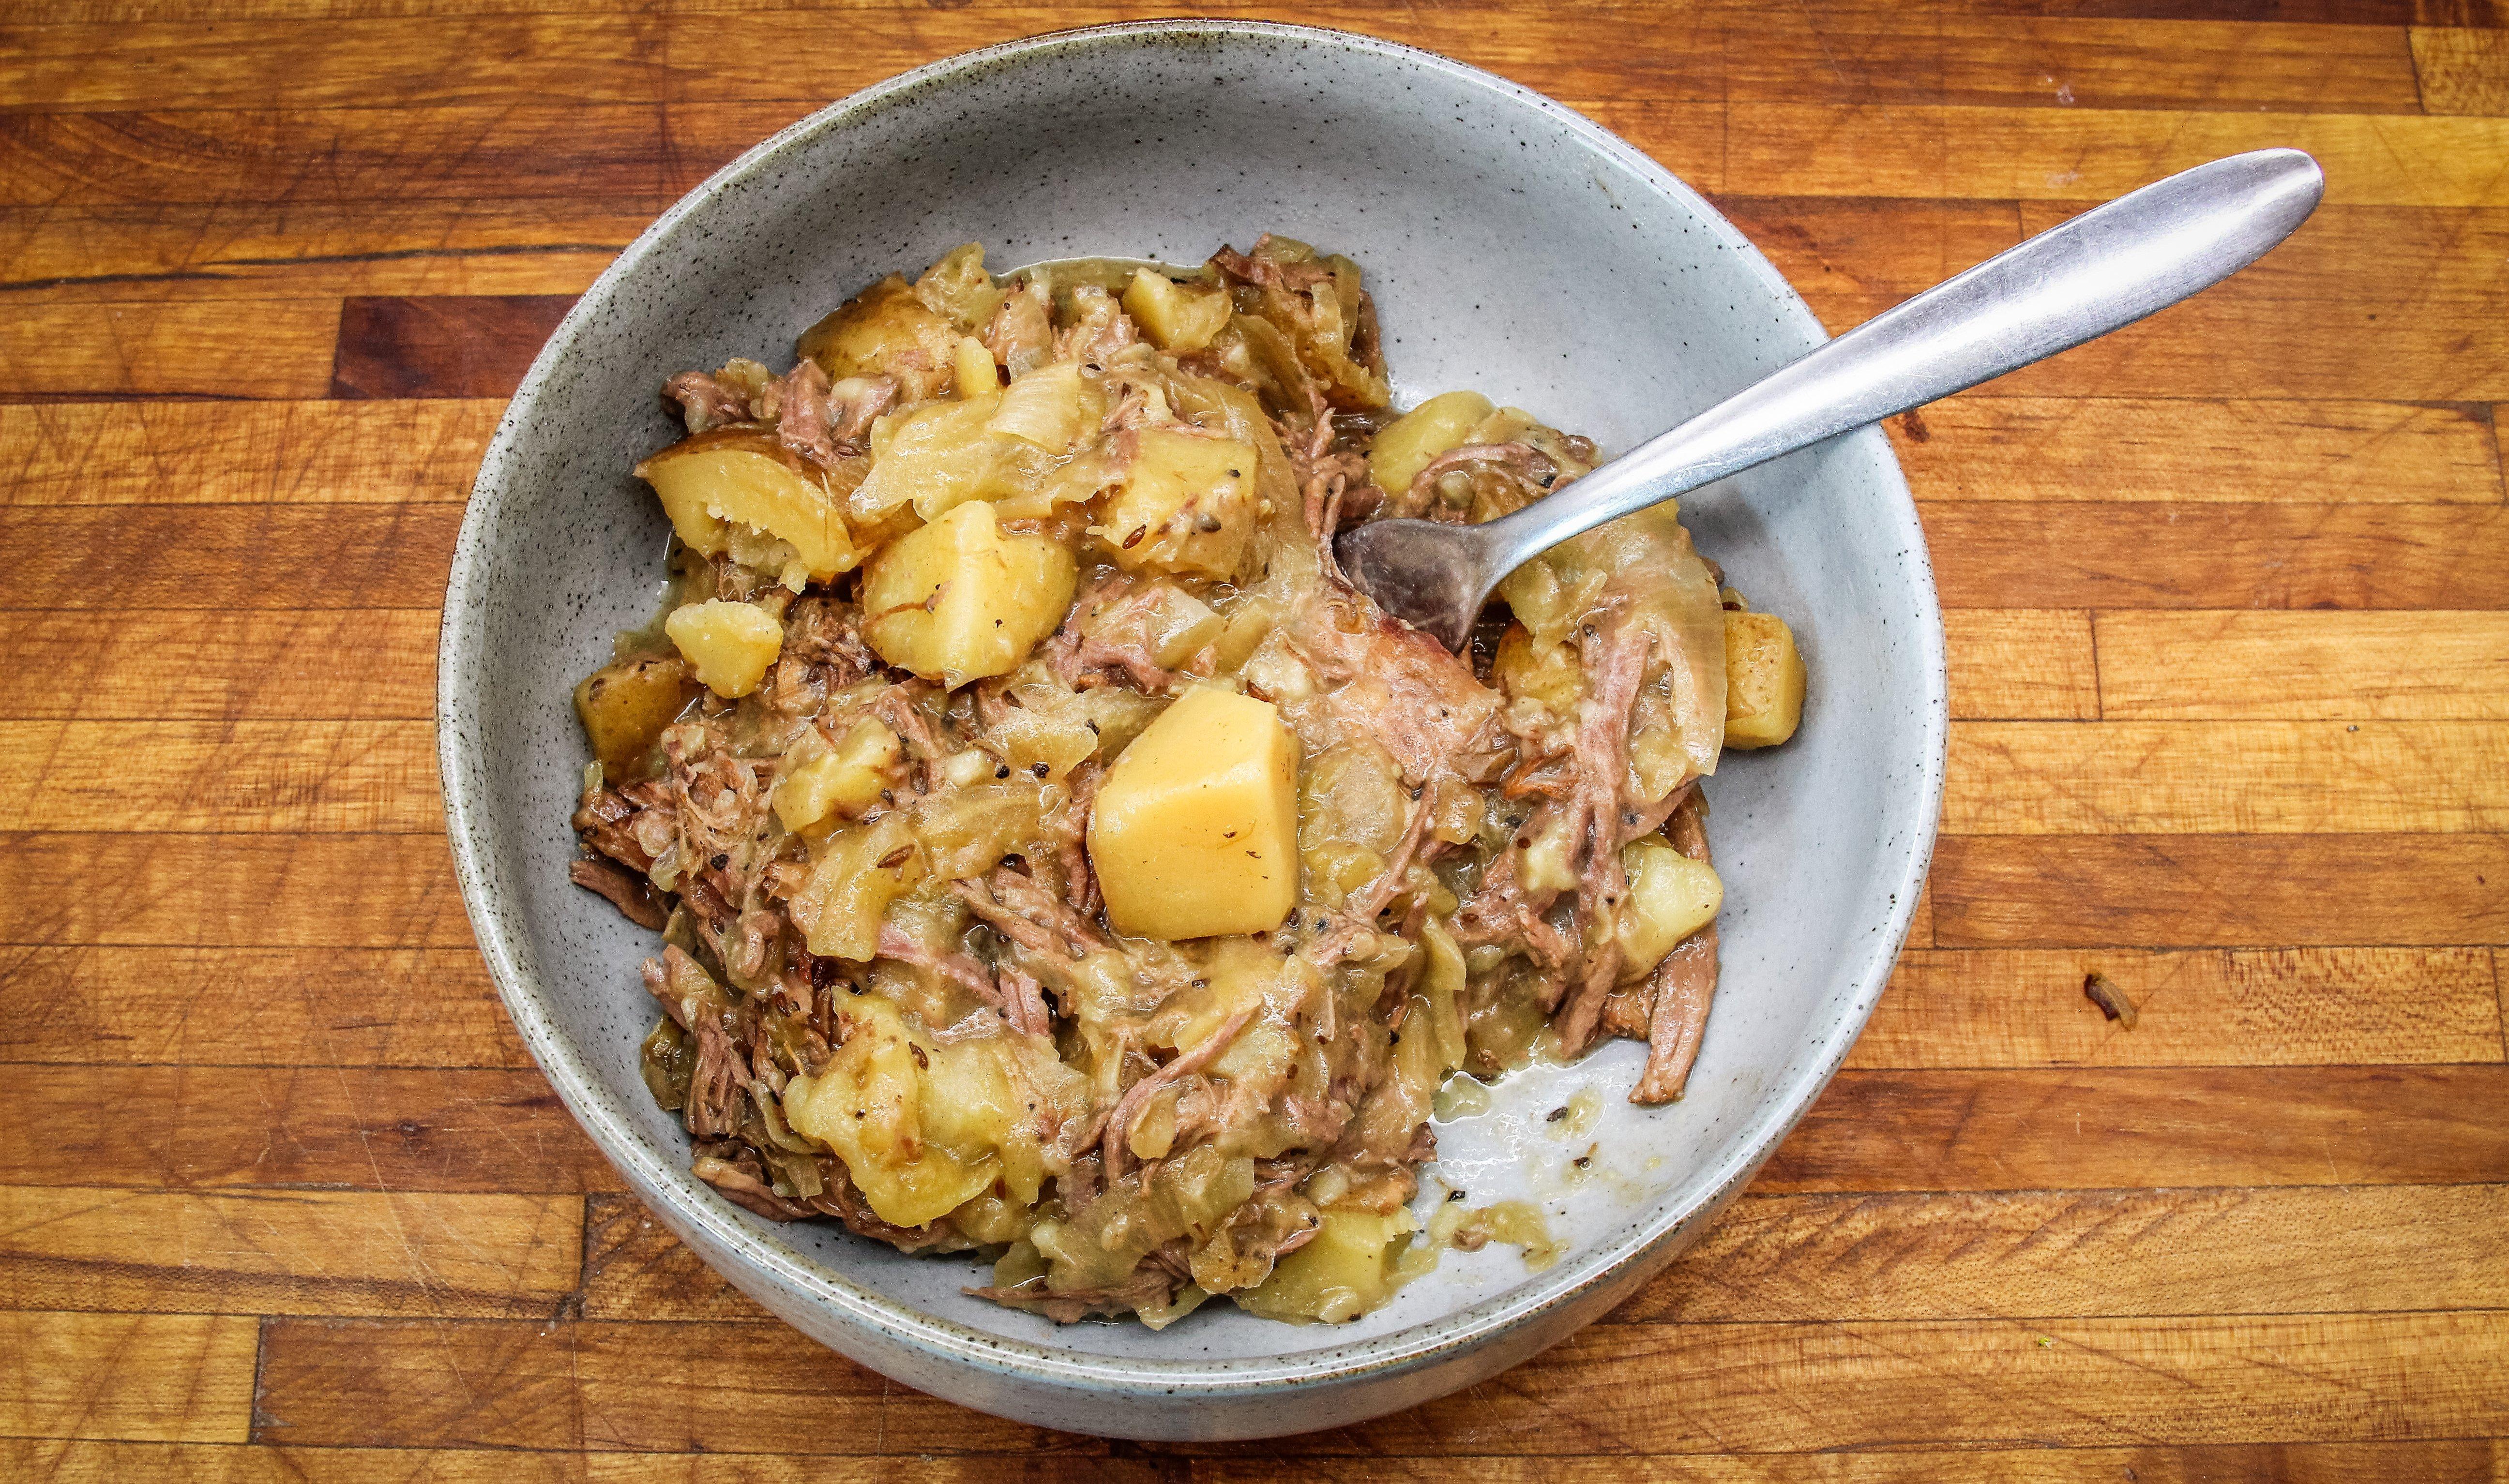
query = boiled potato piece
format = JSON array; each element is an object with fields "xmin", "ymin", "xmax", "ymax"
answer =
[
  {"xmin": 860, "ymin": 500, "xmax": 1078, "ymax": 689},
  {"xmin": 1723, "ymin": 609, "xmax": 1806, "ymax": 749},
  {"xmin": 1236, "ymin": 1207, "xmax": 1415, "ymax": 1323},
  {"xmin": 781, "ymin": 994, "xmax": 995, "ymax": 1228},
  {"xmin": 1089, "ymin": 686, "xmax": 1300, "ymax": 940},
  {"xmin": 573, "ymin": 652, "xmax": 695, "ymax": 776},
  {"xmin": 664, "ymin": 600, "xmax": 783, "ymax": 698},
  {"xmin": 952, "ymin": 335, "xmax": 998, "ymax": 400},
  {"xmin": 796, "ymin": 274, "xmax": 961, "ymax": 403},
  {"xmin": 1616, "ymin": 839, "xmax": 1723, "ymax": 980},
  {"xmin": 1122, "ymin": 269, "xmax": 1232, "ymax": 352},
  {"xmin": 1368, "ymin": 390, "xmax": 1494, "ymax": 497},
  {"xmin": 635, "ymin": 430, "xmax": 859, "ymax": 583},
  {"xmin": 787, "ymin": 812, "xmax": 924, "ymax": 962},
  {"xmin": 1092, "ymin": 428, "xmax": 1256, "ymax": 579},
  {"xmin": 773, "ymin": 719, "xmax": 901, "ymax": 833},
  {"xmin": 1490, "ymin": 622, "xmax": 1582, "ymax": 719}
]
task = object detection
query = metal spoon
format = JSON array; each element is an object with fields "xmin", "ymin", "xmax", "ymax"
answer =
[{"xmin": 1334, "ymin": 149, "xmax": 2326, "ymax": 651}]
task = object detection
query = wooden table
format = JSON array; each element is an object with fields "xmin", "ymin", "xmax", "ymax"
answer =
[{"xmin": 4, "ymin": 1, "xmax": 2506, "ymax": 1477}]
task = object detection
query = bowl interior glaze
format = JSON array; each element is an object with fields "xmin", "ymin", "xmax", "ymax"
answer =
[{"xmin": 441, "ymin": 20, "xmax": 1946, "ymax": 1440}]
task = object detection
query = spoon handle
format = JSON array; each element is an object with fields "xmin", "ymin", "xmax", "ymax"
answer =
[{"xmin": 1475, "ymin": 148, "xmax": 2324, "ymax": 573}]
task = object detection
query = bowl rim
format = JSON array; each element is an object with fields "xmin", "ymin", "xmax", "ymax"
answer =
[{"xmin": 441, "ymin": 15, "xmax": 1949, "ymax": 1401}]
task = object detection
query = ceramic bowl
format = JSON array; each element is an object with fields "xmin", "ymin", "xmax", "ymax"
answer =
[{"xmin": 440, "ymin": 19, "xmax": 1946, "ymax": 1441}]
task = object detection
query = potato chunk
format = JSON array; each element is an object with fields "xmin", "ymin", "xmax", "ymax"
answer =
[
  {"xmin": 787, "ymin": 812, "xmax": 924, "ymax": 962},
  {"xmin": 1489, "ymin": 621, "xmax": 1581, "ymax": 720},
  {"xmin": 1236, "ymin": 1207, "xmax": 1415, "ymax": 1323},
  {"xmin": 780, "ymin": 993, "xmax": 995, "ymax": 1229},
  {"xmin": 859, "ymin": 499, "xmax": 1078, "ymax": 689},
  {"xmin": 1616, "ymin": 839, "xmax": 1723, "ymax": 980},
  {"xmin": 796, "ymin": 273, "xmax": 961, "ymax": 403},
  {"xmin": 1368, "ymin": 390, "xmax": 1494, "ymax": 497},
  {"xmin": 573, "ymin": 652, "xmax": 695, "ymax": 776},
  {"xmin": 1091, "ymin": 428, "xmax": 1256, "ymax": 579},
  {"xmin": 635, "ymin": 430, "xmax": 859, "ymax": 584},
  {"xmin": 664, "ymin": 600, "xmax": 783, "ymax": 698},
  {"xmin": 1723, "ymin": 609, "xmax": 1806, "ymax": 749},
  {"xmin": 773, "ymin": 719, "xmax": 901, "ymax": 833},
  {"xmin": 1089, "ymin": 686, "xmax": 1300, "ymax": 940},
  {"xmin": 1122, "ymin": 269, "xmax": 1232, "ymax": 352}
]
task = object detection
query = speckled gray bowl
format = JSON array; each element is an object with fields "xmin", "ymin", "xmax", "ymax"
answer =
[{"xmin": 440, "ymin": 19, "xmax": 1946, "ymax": 1441}]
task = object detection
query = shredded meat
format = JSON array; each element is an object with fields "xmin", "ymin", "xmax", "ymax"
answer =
[
  {"xmin": 1103, "ymin": 1003, "xmax": 1258, "ymax": 1181},
  {"xmin": 664, "ymin": 370, "xmax": 747, "ymax": 434},
  {"xmin": 774, "ymin": 359, "xmax": 838, "ymax": 465},
  {"xmin": 570, "ymin": 856, "xmax": 668, "ymax": 929},
  {"xmin": 1293, "ymin": 591, "xmax": 1505, "ymax": 787},
  {"xmin": 828, "ymin": 375, "xmax": 898, "ymax": 448},
  {"xmin": 968, "ymin": 1265, "xmax": 1179, "ymax": 1324},
  {"xmin": 1554, "ymin": 615, "xmax": 1655, "ymax": 1055}
]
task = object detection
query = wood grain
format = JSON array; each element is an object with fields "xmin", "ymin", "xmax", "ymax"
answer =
[
  {"xmin": 2413, "ymin": 25, "xmax": 2509, "ymax": 112},
  {"xmin": 0, "ymin": 720, "xmax": 440, "ymax": 832},
  {"xmin": 0, "ymin": 505, "xmax": 459, "ymax": 608},
  {"xmin": 0, "ymin": 945, "xmax": 525, "ymax": 1067},
  {"xmin": 1943, "ymin": 720, "xmax": 2509, "ymax": 833},
  {"xmin": 0, "ymin": 1443, "xmax": 1166, "ymax": 1484},
  {"xmin": 0, "ymin": 1066, "xmax": 620, "ymax": 1194},
  {"xmin": 252, "ymin": 1317, "xmax": 1096, "ymax": 1453},
  {"xmin": 0, "ymin": 1312, "xmax": 256, "ymax": 1443},
  {"xmin": 254, "ymin": 1310, "xmax": 2509, "ymax": 1456},
  {"xmin": 2096, "ymin": 610, "xmax": 2509, "ymax": 719},
  {"xmin": 0, "ymin": 401, "xmax": 497, "ymax": 504},
  {"xmin": 1856, "ymin": 946, "xmax": 2508, "ymax": 1068},
  {"xmin": 1929, "ymin": 834, "xmax": 2509, "ymax": 946},
  {"xmin": 1920, "ymin": 500, "xmax": 2509, "ymax": 609},
  {"xmin": 1886, "ymin": 397, "xmax": 2505, "ymax": 504},
  {"xmin": 0, "ymin": 1187, "xmax": 581, "ymax": 1319},
  {"xmin": 20, "ymin": 12, "xmax": 2410, "ymax": 122},
  {"xmin": 0, "ymin": 299, "xmax": 338, "ymax": 399},
  {"xmin": 331, "ymin": 295, "xmax": 576, "ymax": 399},
  {"xmin": 0, "ymin": 835, "xmax": 472, "ymax": 946},
  {"xmin": 1186, "ymin": 1442, "xmax": 2509, "ymax": 1483},
  {"xmin": 1207, "ymin": 1311, "xmax": 2509, "ymax": 1455},
  {"xmin": 1943, "ymin": 609, "xmax": 2100, "ymax": 719},
  {"xmin": 0, "ymin": 200, "xmax": 644, "ymax": 302},
  {"xmin": 1760, "ymin": 1065, "xmax": 2509, "ymax": 1192},
  {"xmin": 0, "ymin": 611, "xmax": 438, "ymax": 719},
  {"xmin": 1615, "ymin": 1184, "xmax": 2509, "ymax": 1322},
  {"xmin": 1726, "ymin": 15, "xmax": 2426, "ymax": 111},
  {"xmin": 1743, "ymin": 199, "xmax": 2509, "ymax": 402},
  {"xmin": 1723, "ymin": 103, "xmax": 2509, "ymax": 207},
  {"xmin": 579, "ymin": 1194, "xmax": 770, "ymax": 1324}
]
